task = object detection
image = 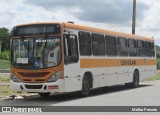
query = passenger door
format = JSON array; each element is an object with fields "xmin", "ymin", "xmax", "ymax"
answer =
[{"xmin": 63, "ymin": 33, "xmax": 81, "ymax": 92}]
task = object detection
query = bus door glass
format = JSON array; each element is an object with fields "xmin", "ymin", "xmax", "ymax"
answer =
[{"xmin": 63, "ymin": 34, "xmax": 79, "ymax": 64}]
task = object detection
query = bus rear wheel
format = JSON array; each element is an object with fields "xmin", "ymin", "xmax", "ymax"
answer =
[
  {"xmin": 125, "ymin": 70, "xmax": 139, "ymax": 88},
  {"xmin": 81, "ymin": 77, "xmax": 90, "ymax": 97},
  {"xmin": 39, "ymin": 92, "xmax": 50, "ymax": 97}
]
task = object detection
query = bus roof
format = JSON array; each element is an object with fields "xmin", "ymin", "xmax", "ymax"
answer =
[
  {"xmin": 15, "ymin": 22, "xmax": 61, "ymax": 27},
  {"xmin": 15, "ymin": 22, "xmax": 154, "ymax": 41},
  {"xmin": 63, "ymin": 22, "xmax": 154, "ymax": 41}
]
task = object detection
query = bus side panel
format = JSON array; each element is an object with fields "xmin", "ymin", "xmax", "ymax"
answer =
[
  {"xmin": 64, "ymin": 63, "xmax": 82, "ymax": 92},
  {"xmin": 106, "ymin": 67, "xmax": 118, "ymax": 86},
  {"xmin": 88, "ymin": 67, "xmax": 106, "ymax": 88},
  {"xmin": 116, "ymin": 66, "xmax": 131, "ymax": 84}
]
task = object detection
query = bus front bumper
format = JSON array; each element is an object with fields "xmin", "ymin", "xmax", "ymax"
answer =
[{"xmin": 10, "ymin": 79, "xmax": 64, "ymax": 93}]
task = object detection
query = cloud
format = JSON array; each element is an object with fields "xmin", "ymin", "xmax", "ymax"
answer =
[
  {"xmin": 0, "ymin": 0, "xmax": 59, "ymax": 29},
  {"xmin": 24, "ymin": 0, "xmax": 148, "ymax": 26},
  {"xmin": 0, "ymin": 0, "xmax": 160, "ymax": 45}
]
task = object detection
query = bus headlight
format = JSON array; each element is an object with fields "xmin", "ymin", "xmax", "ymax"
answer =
[
  {"xmin": 48, "ymin": 71, "xmax": 62, "ymax": 82},
  {"xmin": 11, "ymin": 73, "xmax": 20, "ymax": 82}
]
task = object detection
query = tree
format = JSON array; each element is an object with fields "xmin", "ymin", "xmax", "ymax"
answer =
[{"xmin": 0, "ymin": 27, "xmax": 10, "ymax": 52}]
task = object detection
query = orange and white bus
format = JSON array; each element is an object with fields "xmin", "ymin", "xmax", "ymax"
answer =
[{"xmin": 10, "ymin": 22, "xmax": 157, "ymax": 97}]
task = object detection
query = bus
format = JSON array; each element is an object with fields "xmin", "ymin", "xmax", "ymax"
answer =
[{"xmin": 10, "ymin": 22, "xmax": 157, "ymax": 97}]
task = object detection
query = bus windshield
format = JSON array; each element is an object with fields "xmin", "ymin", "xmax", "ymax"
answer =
[{"xmin": 12, "ymin": 36, "xmax": 61, "ymax": 69}]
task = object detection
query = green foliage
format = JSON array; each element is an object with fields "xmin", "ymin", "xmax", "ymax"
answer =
[
  {"xmin": 0, "ymin": 52, "xmax": 10, "ymax": 60},
  {"xmin": 0, "ymin": 60, "xmax": 10, "ymax": 69},
  {"xmin": 157, "ymin": 53, "xmax": 160, "ymax": 58},
  {"xmin": 156, "ymin": 45, "xmax": 160, "ymax": 69},
  {"xmin": 0, "ymin": 52, "xmax": 10, "ymax": 70},
  {"xmin": 157, "ymin": 58, "xmax": 160, "ymax": 70},
  {"xmin": 156, "ymin": 45, "xmax": 160, "ymax": 53},
  {"xmin": 0, "ymin": 27, "xmax": 10, "ymax": 51}
]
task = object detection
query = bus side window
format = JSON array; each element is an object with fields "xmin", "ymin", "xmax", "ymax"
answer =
[
  {"xmin": 137, "ymin": 40, "xmax": 144, "ymax": 57},
  {"xmin": 78, "ymin": 31, "xmax": 92, "ymax": 56},
  {"xmin": 63, "ymin": 34, "xmax": 79, "ymax": 64},
  {"xmin": 128, "ymin": 39, "xmax": 137, "ymax": 57},
  {"xmin": 105, "ymin": 35, "xmax": 117, "ymax": 56},
  {"xmin": 144, "ymin": 41, "xmax": 152, "ymax": 57},
  {"xmin": 92, "ymin": 33, "xmax": 105, "ymax": 56},
  {"xmin": 151, "ymin": 42, "xmax": 155, "ymax": 57},
  {"xmin": 117, "ymin": 37, "xmax": 128, "ymax": 57}
]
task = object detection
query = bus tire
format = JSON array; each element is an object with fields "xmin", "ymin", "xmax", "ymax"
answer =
[
  {"xmin": 81, "ymin": 77, "xmax": 90, "ymax": 97},
  {"xmin": 125, "ymin": 70, "xmax": 139, "ymax": 88},
  {"xmin": 132, "ymin": 70, "xmax": 139, "ymax": 88},
  {"xmin": 39, "ymin": 92, "xmax": 50, "ymax": 97}
]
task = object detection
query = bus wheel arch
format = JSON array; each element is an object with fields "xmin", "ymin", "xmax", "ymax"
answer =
[{"xmin": 81, "ymin": 71, "xmax": 93, "ymax": 97}]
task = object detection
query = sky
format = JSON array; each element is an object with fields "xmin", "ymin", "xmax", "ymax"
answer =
[{"xmin": 0, "ymin": 0, "xmax": 160, "ymax": 45}]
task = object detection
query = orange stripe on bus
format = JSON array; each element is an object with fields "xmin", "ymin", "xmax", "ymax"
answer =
[{"xmin": 80, "ymin": 59, "xmax": 156, "ymax": 68}]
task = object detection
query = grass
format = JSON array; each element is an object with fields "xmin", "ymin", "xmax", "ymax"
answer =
[
  {"xmin": 0, "ymin": 76, "xmax": 10, "ymax": 82},
  {"xmin": 0, "ymin": 76, "xmax": 27, "ymax": 99},
  {"xmin": 0, "ymin": 84, "xmax": 18, "ymax": 98},
  {"xmin": 0, "ymin": 76, "xmax": 11, "ymax": 98},
  {"xmin": 0, "ymin": 74, "xmax": 10, "ymax": 81},
  {"xmin": 146, "ymin": 74, "xmax": 160, "ymax": 81},
  {"xmin": 0, "ymin": 60, "xmax": 10, "ymax": 69}
]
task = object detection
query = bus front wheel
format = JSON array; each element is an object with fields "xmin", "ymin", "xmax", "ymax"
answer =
[{"xmin": 39, "ymin": 92, "xmax": 50, "ymax": 97}]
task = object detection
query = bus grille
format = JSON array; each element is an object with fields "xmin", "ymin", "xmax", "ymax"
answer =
[
  {"xmin": 23, "ymin": 79, "xmax": 46, "ymax": 83},
  {"xmin": 18, "ymin": 72, "xmax": 50, "ymax": 78},
  {"xmin": 25, "ymin": 85, "xmax": 43, "ymax": 89}
]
